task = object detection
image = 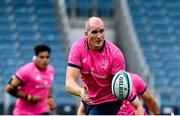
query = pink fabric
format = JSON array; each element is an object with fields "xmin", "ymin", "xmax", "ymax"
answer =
[
  {"xmin": 68, "ymin": 37, "xmax": 125, "ymax": 105},
  {"xmin": 14, "ymin": 62, "xmax": 54, "ymax": 115},
  {"xmin": 117, "ymin": 73, "xmax": 148, "ymax": 115}
]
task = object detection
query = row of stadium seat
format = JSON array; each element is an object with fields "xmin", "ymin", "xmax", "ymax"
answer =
[
  {"xmin": 65, "ymin": 0, "xmax": 115, "ymax": 17},
  {"xmin": 0, "ymin": 0, "xmax": 52, "ymax": 5}
]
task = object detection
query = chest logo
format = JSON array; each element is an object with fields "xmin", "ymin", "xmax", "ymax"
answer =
[
  {"xmin": 82, "ymin": 58, "xmax": 87, "ymax": 64},
  {"xmin": 101, "ymin": 60, "xmax": 109, "ymax": 71}
]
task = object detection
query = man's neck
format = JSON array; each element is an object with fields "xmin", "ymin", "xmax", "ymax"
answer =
[
  {"xmin": 88, "ymin": 41, "xmax": 105, "ymax": 52},
  {"xmin": 34, "ymin": 62, "xmax": 46, "ymax": 71}
]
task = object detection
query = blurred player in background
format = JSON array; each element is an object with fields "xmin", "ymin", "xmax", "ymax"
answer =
[
  {"xmin": 5, "ymin": 44, "xmax": 56, "ymax": 115},
  {"xmin": 77, "ymin": 72, "xmax": 160, "ymax": 115},
  {"xmin": 117, "ymin": 72, "xmax": 160, "ymax": 115},
  {"xmin": 66, "ymin": 17, "xmax": 144, "ymax": 115}
]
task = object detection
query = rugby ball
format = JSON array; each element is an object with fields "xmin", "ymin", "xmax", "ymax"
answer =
[{"xmin": 111, "ymin": 70, "xmax": 133, "ymax": 101}]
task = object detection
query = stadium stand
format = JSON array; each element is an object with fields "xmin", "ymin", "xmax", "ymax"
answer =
[
  {"xmin": 65, "ymin": 0, "xmax": 115, "ymax": 17},
  {"xmin": 3, "ymin": 0, "xmax": 180, "ymax": 114},
  {"xmin": 128, "ymin": 0, "xmax": 180, "ymax": 114},
  {"xmin": 0, "ymin": 0, "xmax": 75, "ymax": 114}
]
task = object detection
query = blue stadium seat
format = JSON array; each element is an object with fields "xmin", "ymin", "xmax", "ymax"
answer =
[
  {"xmin": 36, "ymin": 13, "xmax": 55, "ymax": 20},
  {"xmin": 35, "ymin": 5, "xmax": 54, "ymax": 13},
  {"xmin": 1, "ymin": 57, "xmax": 20, "ymax": 68},
  {"xmin": 168, "ymin": 69, "xmax": 180, "ymax": 78},
  {"xmin": 97, "ymin": 0, "xmax": 114, "ymax": 17},
  {"xmin": 76, "ymin": 1, "xmax": 93, "ymax": 17},
  {"xmin": 39, "ymin": 28, "xmax": 58, "ymax": 34},
  {"xmin": 170, "ymin": 76, "xmax": 180, "ymax": 88},
  {"xmin": 0, "ymin": 0, "xmax": 9, "ymax": 5},
  {"xmin": 52, "ymin": 85, "xmax": 77, "ymax": 115},
  {"xmin": 154, "ymin": 76, "xmax": 169, "ymax": 88},
  {"xmin": 2, "ymin": 67, "xmax": 18, "ymax": 84},
  {"xmin": 16, "ymin": 26, "xmax": 35, "ymax": 32},
  {"xmin": 38, "ymin": 16, "xmax": 56, "ymax": 22},
  {"xmin": 11, "ymin": 0, "xmax": 30, "ymax": 6},
  {"xmin": 0, "ymin": 6, "xmax": 9, "ymax": 14},
  {"xmin": 33, "ymin": 0, "xmax": 53, "ymax": 6},
  {"xmin": 15, "ymin": 16, "xmax": 34, "ymax": 23},
  {"xmin": 161, "ymin": 93, "xmax": 173, "ymax": 106},
  {"xmin": 164, "ymin": 61, "xmax": 180, "ymax": 70},
  {"xmin": 175, "ymin": 93, "xmax": 180, "ymax": 107},
  {"xmin": 40, "ymin": 33, "xmax": 61, "ymax": 41},
  {"xmin": 19, "ymin": 39, "xmax": 38, "ymax": 47},
  {"xmin": 65, "ymin": 0, "xmax": 73, "ymax": 15},
  {"xmin": 54, "ymin": 78, "xmax": 65, "ymax": 84},
  {"xmin": 14, "ymin": 7, "xmax": 32, "ymax": 14}
]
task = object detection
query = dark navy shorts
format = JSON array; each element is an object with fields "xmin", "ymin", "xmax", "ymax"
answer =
[{"xmin": 82, "ymin": 100, "xmax": 122, "ymax": 115}]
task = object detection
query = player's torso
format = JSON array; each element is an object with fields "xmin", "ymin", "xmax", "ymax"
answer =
[
  {"xmin": 14, "ymin": 64, "xmax": 54, "ymax": 114},
  {"xmin": 79, "ymin": 40, "xmax": 115, "ymax": 86},
  {"xmin": 20, "ymin": 65, "xmax": 54, "ymax": 96},
  {"xmin": 81, "ymin": 51, "xmax": 112, "ymax": 80},
  {"xmin": 77, "ymin": 39, "xmax": 121, "ymax": 104}
]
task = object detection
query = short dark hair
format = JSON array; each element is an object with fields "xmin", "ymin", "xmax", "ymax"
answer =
[{"xmin": 34, "ymin": 44, "xmax": 51, "ymax": 56}]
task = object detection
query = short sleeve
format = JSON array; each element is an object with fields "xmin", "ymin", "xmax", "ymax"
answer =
[
  {"xmin": 111, "ymin": 50, "xmax": 125, "ymax": 75},
  {"xmin": 15, "ymin": 66, "xmax": 29, "ymax": 84},
  {"xmin": 135, "ymin": 74, "xmax": 147, "ymax": 95},
  {"xmin": 68, "ymin": 42, "xmax": 81, "ymax": 69},
  {"xmin": 127, "ymin": 90, "xmax": 137, "ymax": 102}
]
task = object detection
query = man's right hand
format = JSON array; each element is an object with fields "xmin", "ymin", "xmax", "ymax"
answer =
[
  {"xmin": 80, "ymin": 86, "xmax": 92, "ymax": 103},
  {"xmin": 27, "ymin": 94, "xmax": 41, "ymax": 104}
]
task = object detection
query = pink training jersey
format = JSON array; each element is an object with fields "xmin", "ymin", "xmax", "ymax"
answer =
[
  {"xmin": 117, "ymin": 73, "xmax": 147, "ymax": 115},
  {"xmin": 13, "ymin": 62, "xmax": 54, "ymax": 115},
  {"xmin": 68, "ymin": 37, "xmax": 126, "ymax": 105}
]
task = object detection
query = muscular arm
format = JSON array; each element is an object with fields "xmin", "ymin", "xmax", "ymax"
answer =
[
  {"xmin": 141, "ymin": 88, "xmax": 160, "ymax": 115},
  {"xmin": 131, "ymin": 97, "xmax": 144, "ymax": 115},
  {"xmin": 5, "ymin": 75, "xmax": 27, "ymax": 100},
  {"xmin": 66, "ymin": 66, "xmax": 83, "ymax": 97},
  {"xmin": 5, "ymin": 75, "xmax": 41, "ymax": 103}
]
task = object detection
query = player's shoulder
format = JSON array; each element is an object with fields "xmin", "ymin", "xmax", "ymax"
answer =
[
  {"xmin": 20, "ymin": 62, "xmax": 34, "ymax": 69},
  {"xmin": 106, "ymin": 40, "xmax": 122, "ymax": 52},
  {"xmin": 129, "ymin": 72, "xmax": 140, "ymax": 78},
  {"xmin": 71, "ymin": 37, "xmax": 86, "ymax": 48},
  {"xmin": 129, "ymin": 72, "xmax": 144, "ymax": 82},
  {"xmin": 48, "ymin": 64, "xmax": 55, "ymax": 71},
  {"xmin": 16, "ymin": 62, "xmax": 34, "ymax": 73},
  {"xmin": 105, "ymin": 40, "xmax": 124, "ymax": 58}
]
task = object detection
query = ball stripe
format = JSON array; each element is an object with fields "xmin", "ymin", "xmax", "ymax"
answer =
[
  {"xmin": 112, "ymin": 73, "xmax": 120, "ymax": 98},
  {"xmin": 123, "ymin": 71, "xmax": 130, "ymax": 100}
]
